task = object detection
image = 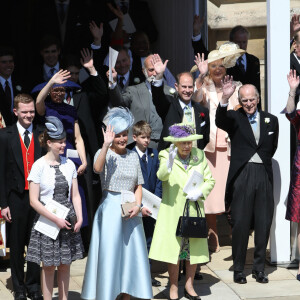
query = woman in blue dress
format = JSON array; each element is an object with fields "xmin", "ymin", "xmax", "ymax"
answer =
[
  {"xmin": 34, "ymin": 70, "xmax": 89, "ymax": 227},
  {"xmin": 81, "ymin": 107, "xmax": 153, "ymax": 300}
]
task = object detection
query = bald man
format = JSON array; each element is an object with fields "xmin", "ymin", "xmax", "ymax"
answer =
[{"xmin": 108, "ymin": 54, "xmax": 172, "ymax": 148}]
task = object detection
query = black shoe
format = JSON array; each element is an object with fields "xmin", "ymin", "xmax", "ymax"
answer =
[
  {"xmin": 194, "ymin": 272, "xmax": 203, "ymax": 280},
  {"xmin": 27, "ymin": 291, "xmax": 43, "ymax": 300},
  {"xmin": 184, "ymin": 288, "xmax": 201, "ymax": 300},
  {"xmin": 151, "ymin": 277, "xmax": 161, "ymax": 287},
  {"xmin": 233, "ymin": 271, "xmax": 247, "ymax": 284},
  {"xmin": 252, "ymin": 270, "xmax": 269, "ymax": 283},
  {"xmin": 14, "ymin": 292, "xmax": 27, "ymax": 300}
]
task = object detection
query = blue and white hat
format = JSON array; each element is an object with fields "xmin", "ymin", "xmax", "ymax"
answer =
[
  {"xmin": 45, "ymin": 116, "xmax": 66, "ymax": 139},
  {"xmin": 103, "ymin": 107, "xmax": 134, "ymax": 134}
]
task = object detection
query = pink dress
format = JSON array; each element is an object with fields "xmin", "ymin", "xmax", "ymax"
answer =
[{"xmin": 198, "ymin": 81, "xmax": 241, "ymax": 214}]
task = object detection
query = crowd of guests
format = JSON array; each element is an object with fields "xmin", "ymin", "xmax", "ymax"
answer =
[{"xmin": 0, "ymin": 1, "xmax": 300, "ymax": 299}]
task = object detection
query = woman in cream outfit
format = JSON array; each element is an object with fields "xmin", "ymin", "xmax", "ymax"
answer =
[{"xmin": 192, "ymin": 43, "xmax": 244, "ymax": 252}]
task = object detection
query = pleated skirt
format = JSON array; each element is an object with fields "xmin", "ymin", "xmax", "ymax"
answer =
[{"xmin": 81, "ymin": 191, "xmax": 153, "ymax": 300}]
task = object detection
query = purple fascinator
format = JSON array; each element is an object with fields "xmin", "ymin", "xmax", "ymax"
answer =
[{"xmin": 169, "ymin": 124, "xmax": 196, "ymax": 138}]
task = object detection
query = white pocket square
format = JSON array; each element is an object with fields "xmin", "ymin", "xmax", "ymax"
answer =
[
  {"xmin": 200, "ymin": 121, "xmax": 206, "ymax": 127},
  {"xmin": 268, "ymin": 132, "xmax": 274, "ymax": 135}
]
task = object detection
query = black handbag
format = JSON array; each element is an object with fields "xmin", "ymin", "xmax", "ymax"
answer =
[{"xmin": 176, "ymin": 199, "xmax": 208, "ymax": 238}]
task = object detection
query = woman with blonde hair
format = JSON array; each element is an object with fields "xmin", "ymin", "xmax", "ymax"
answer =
[{"xmin": 192, "ymin": 43, "xmax": 244, "ymax": 252}]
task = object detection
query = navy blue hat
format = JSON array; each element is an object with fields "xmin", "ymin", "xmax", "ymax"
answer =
[
  {"xmin": 45, "ymin": 116, "xmax": 66, "ymax": 139},
  {"xmin": 103, "ymin": 107, "xmax": 134, "ymax": 134},
  {"xmin": 31, "ymin": 80, "xmax": 81, "ymax": 94}
]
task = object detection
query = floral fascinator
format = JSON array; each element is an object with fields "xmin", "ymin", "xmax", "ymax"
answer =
[{"xmin": 163, "ymin": 123, "xmax": 203, "ymax": 142}]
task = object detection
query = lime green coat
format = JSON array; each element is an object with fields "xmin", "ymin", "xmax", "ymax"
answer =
[{"xmin": 149, "ymin": 147, "xmax": 215, "ymax": 265}]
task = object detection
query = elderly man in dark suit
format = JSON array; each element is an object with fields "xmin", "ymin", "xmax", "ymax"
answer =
[
  {"xmin": 108, "ymin": 54, "xmax": 172, "ymax": 148},
  {"xmin": 216, "ymin": 80, "xmax": 279, "ymax": 285},
  {"xmin": 0, "ymin": 94, "xmax": 43, "ymax": 300}
]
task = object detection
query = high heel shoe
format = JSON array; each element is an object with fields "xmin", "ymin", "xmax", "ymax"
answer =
[{"xmin": 184, "ymin": 288, "xmax": 201, "ymax": 300}]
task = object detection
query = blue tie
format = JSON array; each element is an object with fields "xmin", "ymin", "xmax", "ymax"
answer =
[
  {"xmin": 140, "ymin": 153, "xmax": 147, "ymax": 181},
  {"xmin": 249, "ymin": 114, "xmax": 257, "ymax": 132}
]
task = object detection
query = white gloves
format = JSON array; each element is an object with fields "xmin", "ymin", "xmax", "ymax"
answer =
[
  {"xmin": 166, "ymin": 144, "xmax": 178, "ymax": 173},
  {"xmin": 186, "ymin": 189, "xmax": 203, "ymax": 201}
]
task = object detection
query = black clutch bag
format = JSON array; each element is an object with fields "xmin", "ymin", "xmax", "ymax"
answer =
[
  {"xmin": 67, "ymin": 215, "xmax": 77, "ymax": 232},
  {"xmin": 176, "ymin": 199, "xmax": 208, "ymax": 238}
]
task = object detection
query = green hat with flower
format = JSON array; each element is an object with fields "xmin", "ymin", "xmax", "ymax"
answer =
[{"xmin": 163, "ymin": 123, "xmax": 203, "ymax": 142}]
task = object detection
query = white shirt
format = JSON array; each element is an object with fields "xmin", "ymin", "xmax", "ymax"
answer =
[
  {"xmin": 178, "ymin": 99, "xmax": 192, "ymax": 110},
  {"xmin": 17, "ymin": 121, "xmax": 33, "ymax": 143},
  {"xmin": 135, "ymin": 146, "xmax": 148, "ymax": 162},
  {"xmin": 0, "ymin": 76, "xmax": 14, "ymax": 110}
]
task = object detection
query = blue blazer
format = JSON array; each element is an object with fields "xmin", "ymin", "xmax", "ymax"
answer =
[{"xmin": 133, "ymin": 147, "xmax": 162, "ymax": 198}]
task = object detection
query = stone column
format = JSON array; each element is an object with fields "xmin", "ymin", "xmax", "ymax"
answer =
[{"xmin": 267, "ymin": 0, "xmax": 291, "ymax": 264}]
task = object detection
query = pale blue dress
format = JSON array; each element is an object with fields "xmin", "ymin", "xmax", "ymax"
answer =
[{"xmin": 81, "ymin": 148, "xmax": 153, "ymax": 300}]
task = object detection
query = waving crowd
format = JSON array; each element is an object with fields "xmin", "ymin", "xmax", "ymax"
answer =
[{"xmin": 1, "ymin": 2, "xmax": 300, "ymax": 300}]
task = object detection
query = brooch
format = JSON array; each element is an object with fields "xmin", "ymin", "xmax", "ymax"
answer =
[{"xmin": 192, "ymin": 155, "xmax": 199, "ymax": 162}]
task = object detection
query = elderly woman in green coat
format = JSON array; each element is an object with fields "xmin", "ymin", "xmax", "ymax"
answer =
[{"xmin": 149, "ymin": 123, "xmax": 215, "ymax": 300}]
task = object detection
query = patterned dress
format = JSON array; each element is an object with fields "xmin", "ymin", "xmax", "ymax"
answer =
[
  {"xmin": 26, "ymin": 156, "xmax": 84, "ymax": 266},
  {"xmin": 45, "ymin": 99, "xmax": 88, "ymax": 227},
  {"xmin": 286, "ymin": 110, "xmax": 300, "ymax": 223},
  {"xmin": 81, "ymin": 148, "xmax": 153, "ymax": 300}
]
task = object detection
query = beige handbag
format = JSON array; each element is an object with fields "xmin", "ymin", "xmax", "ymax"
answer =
[{"xmin": 121, "ymin": 202, "xmax": 137, "ymax": 218}]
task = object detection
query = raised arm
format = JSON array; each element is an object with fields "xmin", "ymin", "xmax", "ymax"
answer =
[
  {"xmin": 80, "ymin": 48, "xmax": 97, "ymax": 76},
  {"xmin": 216, "ymin": 76, "xmax": 236, "ymax": 132},
  {"xmin": 286, "ymin": 69, "xmax": 300, "ymax": 113},
  {"xmin": 193, "ymin": 53, "xmax": 208, "ymax": 103},
  {"xmin": 93, "ymin": 125, "xmax": 115, "ymax": 173},
  {"xmin": 35, "ymin": 70, "xmax": 70, "ymax": 116},
  {"xmin": 192, "ymin": 15, "xmax": 209, "ymax": 58}
]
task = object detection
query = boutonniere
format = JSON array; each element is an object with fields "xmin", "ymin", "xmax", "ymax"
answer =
[
  {"xmin": 150, "ymin": 153, "xmax": 154, "ymax": 157},
  {"xmin": 199, "ymin": 112, "xmax": 205, "ymax": 119},
  {"xmin": 133, "ymin": 77, "xmax": 140, "ymax": 84},
  {"xmin": 264, "ymin": 117, "xmax": 270, "ymax": 124},
  {"xmin": 169, "ymin": 88, "xmax": 176, "ymax": 95},
  {"xmin": 192, "ymin": 155, "xmax": 198, "ymax": 162},
  {"xmin": 16, "ymin": 85, "xmax": 22, "ymax": 91}
]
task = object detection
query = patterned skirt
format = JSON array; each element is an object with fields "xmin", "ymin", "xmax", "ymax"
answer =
[
  {"xmin": 26, "ymin": 165, "xmax": 84, "ymax": 266},
  {"xmin": 286, "ymin": 146, "xmax": 300, "ymax": 223}
]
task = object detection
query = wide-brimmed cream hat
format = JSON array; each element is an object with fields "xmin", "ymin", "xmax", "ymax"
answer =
[
  {"xmin": 163, "ymin": 123, "xmax": 203, "ymax": 142},
  {"xmin": 191, "ymin": 42, "xmax": 245, "ymax": 72}
]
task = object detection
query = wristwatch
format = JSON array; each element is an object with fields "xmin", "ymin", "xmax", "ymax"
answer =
[{"xmin": 135, "ymin": 204, "xmax": 143, "ymax": 212}]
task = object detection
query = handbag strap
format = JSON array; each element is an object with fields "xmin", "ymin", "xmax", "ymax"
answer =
[{"xmin": 184, "ymin": 199, "xmax": 204, "ymax": 218}]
